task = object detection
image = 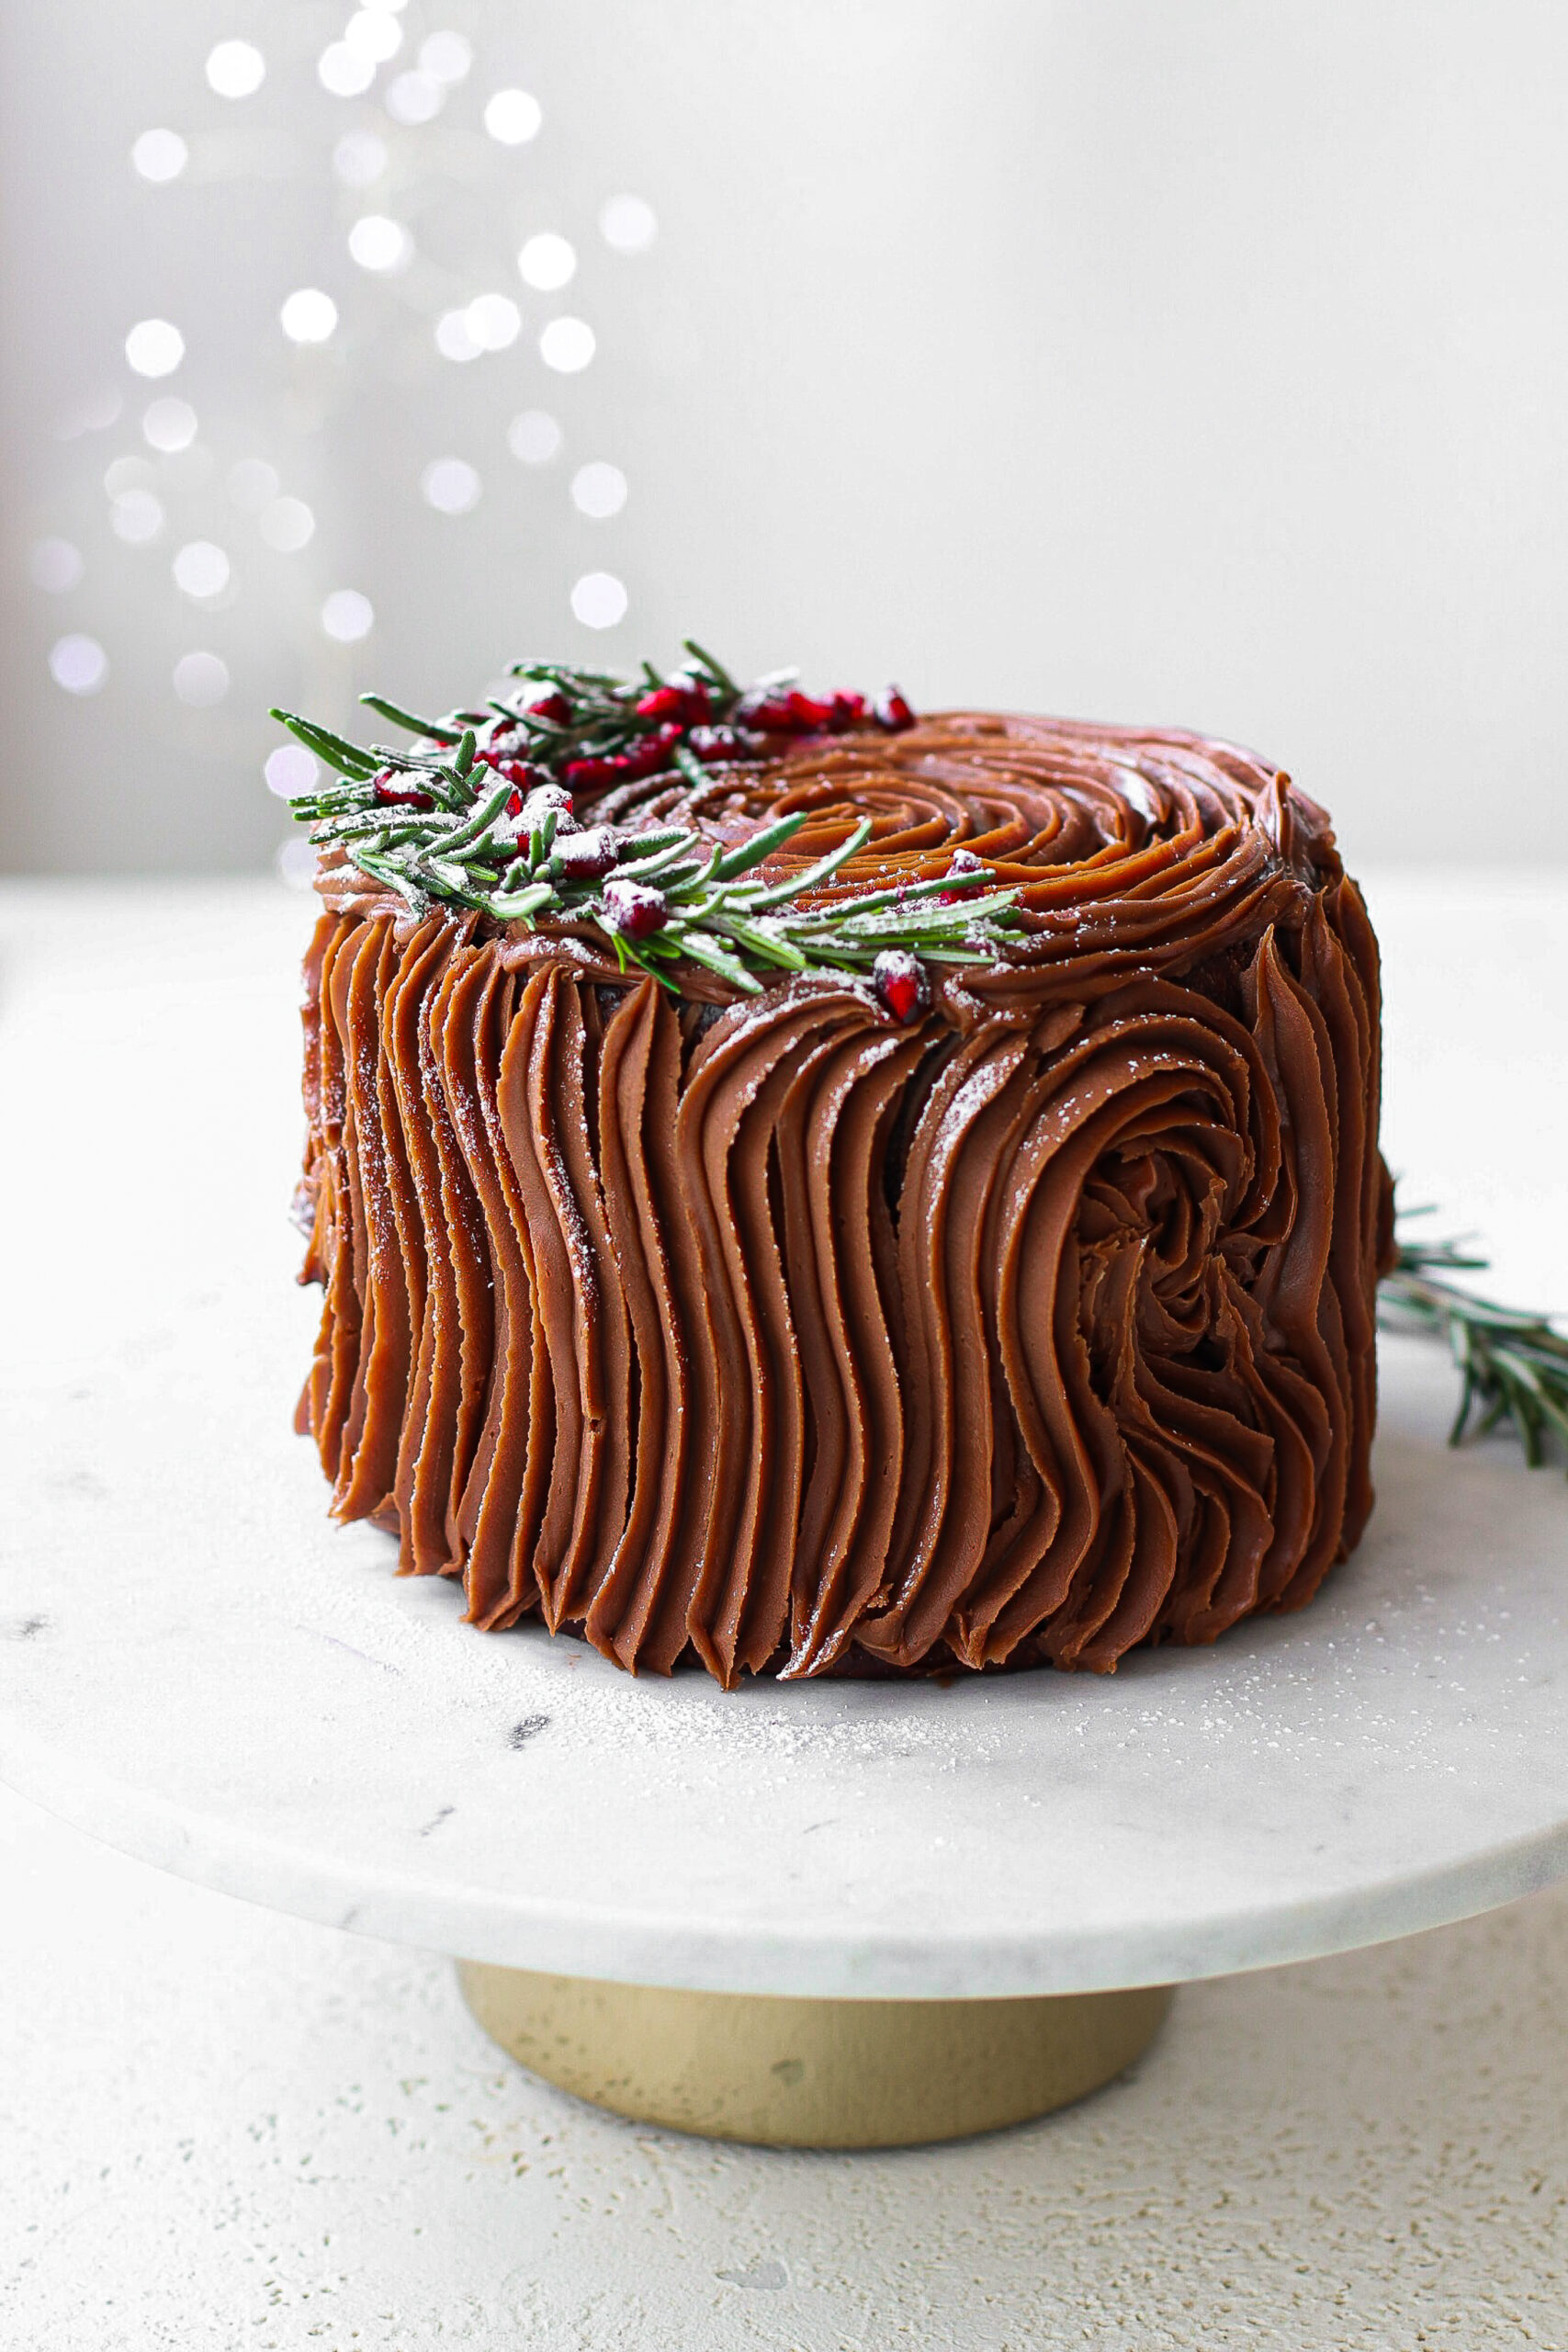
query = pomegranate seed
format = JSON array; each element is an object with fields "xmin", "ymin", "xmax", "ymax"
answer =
[
  {"xmin": 739, "ymin": 694, "xmax": 798, "ymax": 732},
  {"xmin": 372, "ymin": 766, "xmax": 435, "ymax": 811},
  {"xmin": 618, "ymin": 723, "xmax": 684, "ymax": 780},
  {"xmin": 686, "ymin": 724, "xmax": 764, "ymax": 763},
  {"xmin": 634, "ymin": 684, "xmax": 687, "ymax": 722},
  {"xmin": 602, "ymin": 877, "xmax": 669, "ymax": 939},
  {"xmin": 505, "ymin": 789, "xmax": 524, "ymax": 819},
  {"xmin": 553, "ymin": 824, "xmax": 620, "ymax": 883},
  {"xmin": 563, "ymin": 755, "xmax": 621, "ymax": 792},
  {"xmin": 785, "ymin": 690, "xmax": 835, "ymax": 729},
  {"xmin": 828, "ymin": 691, "xmax": 866, "ymax": 730},
  {"xmin": 938, "ymin": 846, "xmax": 987, "ymax": 903},
  {"xmin": 520, "ymin": 782, "xmax": 578, "ymax": 834},
  {"xmin": 479, "ymin": 752, "xmax": 544, "ymax": 787},
  {"xmin": 873, "ymin": 949, "xmax": 929, "ymax": 1023},
  {"xmin": 874, "ymin": 686, "xmax": 917, "ymax": 731},
  {"xmin": 525, "ymin": 690, "xmax": 572, "ymax": 725},
  {"xmin": 523, "ymin": 780, "xmax": 574, "ymax": 815}
]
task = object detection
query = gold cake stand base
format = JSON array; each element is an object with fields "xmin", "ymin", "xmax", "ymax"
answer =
[{"xmin": 457, "ymin": 1963, "xmax": 1172, "ymax": 2148}]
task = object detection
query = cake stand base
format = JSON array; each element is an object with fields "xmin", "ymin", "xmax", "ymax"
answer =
[{"xmin": 456, "ymin": 1963, "xmax": 1173, "ymax": 2148}]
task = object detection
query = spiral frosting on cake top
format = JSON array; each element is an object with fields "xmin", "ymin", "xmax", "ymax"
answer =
[{"xmin": 293, "ymin": 695, "xmax": 1390, "ymax": 1685}]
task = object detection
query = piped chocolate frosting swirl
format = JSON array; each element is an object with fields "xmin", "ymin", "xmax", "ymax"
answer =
[{"xmin": 296, "ymin": 709, "xmax": 1390, "ymax": 1682}]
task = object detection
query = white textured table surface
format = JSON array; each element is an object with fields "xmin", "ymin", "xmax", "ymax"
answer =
[{"xmin": 4, "ymin": 872, "xmax": 1567, "ymax": 2346}]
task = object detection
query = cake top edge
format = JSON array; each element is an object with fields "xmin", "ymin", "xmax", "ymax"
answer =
[{"xmin": 272, "ymin": 642, "xmax": 1342, "ymax": 1017}]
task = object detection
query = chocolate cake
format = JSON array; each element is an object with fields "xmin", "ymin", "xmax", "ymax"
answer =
[{"xmin": 284, "ymin": 651, "xmax": 1391, "ymax": 1685}]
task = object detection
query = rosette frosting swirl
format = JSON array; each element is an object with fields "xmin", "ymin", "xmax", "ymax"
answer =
[{"xmin": 298, "ymin": 710, "xmax": 1391, "ymax": 1681}]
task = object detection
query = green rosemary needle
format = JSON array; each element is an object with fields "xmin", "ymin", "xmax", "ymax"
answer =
[{"xmin": 1379, "ymin": 1222, "xmax": 1568, "ymax": 1470}]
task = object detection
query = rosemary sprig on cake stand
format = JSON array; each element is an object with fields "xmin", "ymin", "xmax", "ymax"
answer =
[
  {"xmin": 1379, "ymin": 1218, "xmax": 1568, "ymax": 1470},
  {"xmin": 272, "ymin": 643, "xmax": 1015, "ymax": 1012}
]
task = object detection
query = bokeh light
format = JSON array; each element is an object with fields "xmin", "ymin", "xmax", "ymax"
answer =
[
  {"xmin": 348, "ymin": 214, "xmax": 412, "ymax": 273},
  {"xmin": 571, "ymin": 572, "xmax": 627, "ymax": 629},
  {"xmin": 173, "ymin": 540, "xmax": 231, "ymax": 600},
  {"xmin": 227, "ymin": 458, "xmax": 281, "ymax": 512},
  {"xmin": 419, "ymin": 31, "xmax": 471, "ymax": 84},
  {"xmin": 343, "ymin": 9, "xmax": 402, "ymax": 63},
  {"xmin": 265, "ymin": 744, "xmax": 319, "ymax": 798},
  {"xmin": 125, "ymin": 318, "xmax": 185, "ymax": 379},
  {"xmin": 540, "ymin": 316, "xmax": 594, "ymax": 373},
  {"xmin": 31, "ymin": 538, "xmax": 85, "ymax": 594},
  {"xmin": 173, "ymin": 650, "xmax": 230, "ymax": 707},
  {"xmin": 484, "ymin": 88, "xmax": 541, "ymax": 145},
  {"xmin": 518, "ymin": 233, "xmax": 575, "ymax": 291},
  {"xmin": 466, "ymin": 292, "xmax": 521, "ymax": 350},
  {"xmin": 206, "ymin": 40, "xmax": 265, "ymax": 99},
  {"xmin": 131, "ymin": 129, "xmax": 188, "ymax": 184},
  {"xmin": 276, "ymin": 838, "xmax": 320, "ymax": 889},
  {"xmin": 333, "ymin": 130, "xmax": 388, "ymax": 187},
  {"xmin": 600, "ymin": 195, "xmax": 657, "ymax": 254},
  {"xmin": 386, "ymin": 72, "xmax": 442, "ymax": 123},
  {"xmin": 258, "ymin": 496, "xmax": 315, "ymax": 552},
  {"xmin": 434, "ymin": 309, "xmax": 480, "ymax": 364},
  {"xmin": 508, "ymin": 410, "xmax": 562, "ymax": 465},
  {"xmin": 110, "ymin": 489, "xmax": 165, "ymax": 545},
  {"xmin": 104, "ymin": 454, "xmax": 152, "ymax": 496},
  {"xmin": 319, "ymin": 43, "xmax": 376, "ymax": 98},
  {"xmin": 50, "ymin": 635, "xmax": 108, "ymax": 695},
  {"xmin": 142, "ymin": 396, "xmax": 197, "ymax": 452},
  {"xmin": 321, "ymin": 589, "xmax": 375, "ymax": 642},
  {"xmin": 280, "ymin": 288, "xmax": 338, "ymax": 344},
  {"xmin": 421, "ymin": 457, "xmax": 481, "ymax": 514},
  {"xmin": 571, "ymin": 461, "xmax": 627, "ymax": 519}
]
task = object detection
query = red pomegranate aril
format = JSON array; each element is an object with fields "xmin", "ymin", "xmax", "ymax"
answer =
[
  {"xmin": 829, "ymin": 691, "xmax": 867, "ymax": 730},
  {"xmin": 633, "ymin": 684, "xmax": 686, "ymax": 722},
  {"xmin": 525, "ymin": 690, "xmax": 572, "ymax": 725},
  {"xmin": 938, "ymin": 846, "xmax": 987, "ymax": 903},
  {"xmin": 785, "ymin": 690, "xmax": 835, "ymax": 729},
  {"xmin": 372, "ymin": 766, "xmax": 435, "ymax": 811},
  {"xmin": 520, "ymin": 782, "xmax": 578, "ymax": 834},
  {"xmin": 873, "ymin": 949, "xmax": 929, "ymax": 1023},
  {"xmin": 563, "ymin": 755, "xmax": 620, "ymax": 792},
  {"xmin": 480, "ymin": 753, "xmax": 544, "ymax": 787},
  {"xmin": 553, "ymin": 824, "xmax": 620, "ymax": 883},
  {"xmin": 619, "ymin": 723, "xmax": 684, "ymax": 780},
  {"xmin": 740, "ymin": 694, "xmax": 799, "ymax": 732},
  {"xmin": 601, "ymin": 877, "xmax": 669, "ymax": 939},
  {"xmin": 874, "ymin": 686, "xmax": 917, "ymax": 731},
  {"xmin": 521, "ymin": 780, "xmax": 574, "ymax": 815}
]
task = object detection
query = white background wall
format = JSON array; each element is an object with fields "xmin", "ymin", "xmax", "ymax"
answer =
[{"xmin": 4, "ymin": 0, "xmax": 1565, "ymax": 874}]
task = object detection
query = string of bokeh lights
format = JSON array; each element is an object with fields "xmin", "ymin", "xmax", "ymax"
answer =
[{"xmin": 33, "ymin": 3, "xmax": 658, "ymax": 856}]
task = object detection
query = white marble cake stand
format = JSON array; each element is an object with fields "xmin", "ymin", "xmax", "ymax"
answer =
[{"xmin": 4, "ymin": 887, "xmax": 1568, "ymax": 2145}]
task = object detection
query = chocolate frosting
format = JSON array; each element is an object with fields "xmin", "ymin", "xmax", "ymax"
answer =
[{"xmin": 296, "ymin": 711, "xmax": 1392, "ymax": 1682}]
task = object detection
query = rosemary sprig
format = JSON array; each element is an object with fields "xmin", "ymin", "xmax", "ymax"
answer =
[
  {"xmin": 1379, "ymin": 1218, "xmax": 1568, "ymax": 1471},
  {"xmin": 271, "ymin": 645, "xmax": 1019, "ymax": 996}
]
